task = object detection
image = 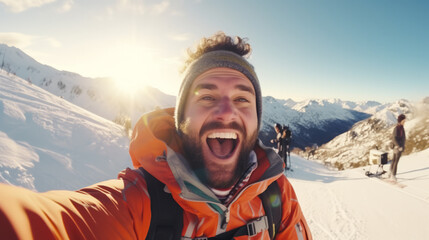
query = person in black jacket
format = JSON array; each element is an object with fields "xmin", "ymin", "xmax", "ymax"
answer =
[
  {"xmin": 271, "ymin": 123, "xmax": 288, "ymax": 168},
  {"xmin": 389, "ymin": 114, "xmax": 406, "ymax": 181},
  {"xmin": 271, "ymin": 124, "xmax": 284, "ymax": 153}
]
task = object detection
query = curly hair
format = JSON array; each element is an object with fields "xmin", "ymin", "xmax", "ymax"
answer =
[{"xmin": 181, "ymin": 31, "xmax": 252, "ymax": 72}]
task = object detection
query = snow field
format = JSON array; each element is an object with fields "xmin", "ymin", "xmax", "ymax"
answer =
[{"xmin": 289, "ymin": 150, "xmax": 429, "ymax": 240}]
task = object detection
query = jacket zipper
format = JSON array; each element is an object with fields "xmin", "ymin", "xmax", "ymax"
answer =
[
  {"xmin": 220, "ymin": 172, "xmax": 283, "ymax": 230},
  {"xmin": 221, "ymin": 208, "xmax": 230, "ymax": 229}
]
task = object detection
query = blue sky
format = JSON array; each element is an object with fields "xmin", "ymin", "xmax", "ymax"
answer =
[{"xmin": 1, "ymin": 0, "xmax": 428, "ymax": 103}]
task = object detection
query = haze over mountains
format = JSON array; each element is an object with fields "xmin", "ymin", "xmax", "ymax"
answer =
[{"xmin": 1, "ymin": 43, "xmax": 392, "ymax": 150}]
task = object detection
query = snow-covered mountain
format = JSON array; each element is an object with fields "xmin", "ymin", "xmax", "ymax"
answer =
[
  {"xmin": 307, "ymin": 98, "xmax": 429, "ymax": 170},
  {"xmin": 260, "ymin": 97, "xmax": 373, "ymax": 149},
  {"xmin": 0, "ymin": 69, "xmax": 131, "ymax": 191},
  {"xmin": 0, "ymin": 43, "xmax": 176, "ymax": 126}
]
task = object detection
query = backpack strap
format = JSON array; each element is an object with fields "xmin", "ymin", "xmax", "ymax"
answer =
[
  {"xmin": 258, "ymin": 180, "xmax": 282, "ymax": 239},
  {"xmin": 137, "ymin": 168, "xmax": 183, "ymax": 240}
]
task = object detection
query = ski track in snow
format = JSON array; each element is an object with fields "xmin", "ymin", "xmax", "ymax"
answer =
[
  {"xmin": 326, "ymin": 188, "xmax": 360, "ymax": 239},
  {"xmin": 368, "ymin": 175, "xmax": 429, "ymax": 204},
  {"xmin": 295, "ymin": 181, "xmax": 363, "ymax": 239}
]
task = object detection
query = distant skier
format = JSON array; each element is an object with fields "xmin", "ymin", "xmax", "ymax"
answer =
[
  {"xmin": 389, "ymin": 114, "xmax": 406, "ymax": 181},
  {"xmin": 271, "ymin": 123, "xmax": 289, "ymax": 169},
  {"xmin": 271, "ymin": 123, "xmax": 283, "ymax": 149},
  {"xmin": 307, "ymin": 144, "xmax": 318, "ymax": 160},
  {"xmin": 282, "ymin": 125, "xmax": 292, "ymax": 169}
]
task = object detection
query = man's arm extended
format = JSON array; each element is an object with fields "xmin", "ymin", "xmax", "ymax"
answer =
[{"xmin": 0, "ymin": 176, "xmax": 144, "ymax": 240}]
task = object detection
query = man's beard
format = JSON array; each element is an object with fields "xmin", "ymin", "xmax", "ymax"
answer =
[{"xmin": 180, "ymin": 121, "xmax": 258, "ymax": 189}]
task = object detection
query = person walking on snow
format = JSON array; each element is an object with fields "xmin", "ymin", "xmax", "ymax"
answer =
[
  {"xmin": 389, "ymin": 114, "xmax": 406, "ymax": 181},
  {"xmin": 0, "ymin": 32, "xmax": 312, "ymax": 239}
]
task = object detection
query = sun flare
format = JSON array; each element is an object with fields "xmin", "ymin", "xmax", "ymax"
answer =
[{"xmin": 108, "ymin": 43, "xmax": 162, "ymax": 96}]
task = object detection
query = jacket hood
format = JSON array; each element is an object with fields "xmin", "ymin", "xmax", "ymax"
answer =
[
  {"xmin": 129, "ymin": 108, "xmax": 284, "ymax": 217},
  {"xmin": 129, "ymin": 108, "xmax": 183, "ymax": 191}
]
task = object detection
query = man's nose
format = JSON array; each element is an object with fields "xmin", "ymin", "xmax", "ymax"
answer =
[{"xmin": 214, "ymin": 96, "xmax": 237, "ymax": 122}]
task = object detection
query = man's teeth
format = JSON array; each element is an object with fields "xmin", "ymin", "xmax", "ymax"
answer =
[{"xmin": 207, "ymin": 132, "xmax": 237, "ymax": 139}]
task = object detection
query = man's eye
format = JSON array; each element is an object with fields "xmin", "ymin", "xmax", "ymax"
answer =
[
  {"xmin": 235, "ymin": 97, "xmax": 250, "ymax": 103},
  {"xmin": 201, "ymin": 96, "xmax": 215, "ymax": 101}
]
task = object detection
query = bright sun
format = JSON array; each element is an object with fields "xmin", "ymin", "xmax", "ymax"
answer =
[
  {"xmin": 101, "ymin": 40, "xmax": 181, "ymax": 99},
  {"xmin": 108, "ymin": 43, "xmax": 161, "ymax": 96}
]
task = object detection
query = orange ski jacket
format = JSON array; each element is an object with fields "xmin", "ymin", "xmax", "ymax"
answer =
[{"xmin": 0, "ymin": 108, "xmax": 312, "ymax": 240}]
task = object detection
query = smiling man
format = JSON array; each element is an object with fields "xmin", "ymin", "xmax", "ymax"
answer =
[
  {"xmin": 0, "ymin": 32, "xmax": 312, "ymax": 239},
  {"xmin": 179, "ymin": 67, "xmax": 259, "ymax": 189}
]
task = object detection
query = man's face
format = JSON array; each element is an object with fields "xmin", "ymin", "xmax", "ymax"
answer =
[{"xmin": 180, "ymin": 68, "xmax": 259, "ymax": 189}]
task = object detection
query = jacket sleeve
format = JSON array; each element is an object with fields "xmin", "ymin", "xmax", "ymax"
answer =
[
  {"xmin": 275, "ymin": 176, "xmax": 312, "ymax": 240},
  {"xmin": 0, "ymin": 169, "xmax": 150, "ymax": 240}
]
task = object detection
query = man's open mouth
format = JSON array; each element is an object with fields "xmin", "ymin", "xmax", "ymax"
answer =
[{"xmin": 206, "ymin": 132, "xmax": 239, "ymax": 159}]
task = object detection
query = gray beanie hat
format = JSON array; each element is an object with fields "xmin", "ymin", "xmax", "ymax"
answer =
[{"xmin": 174, "ymin": 50, "xmax": 262, "ymax": 131}]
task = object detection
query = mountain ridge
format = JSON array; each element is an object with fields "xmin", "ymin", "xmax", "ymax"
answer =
[{"xmin": 0, "ymin": 43, "xmax": 400, "ymax": 149}]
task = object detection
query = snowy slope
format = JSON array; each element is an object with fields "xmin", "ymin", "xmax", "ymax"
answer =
[
  {"xmin": 289, "ymin": 149, "xmax": 429, "ymax": 240},
  {"xmin": 0, "ymin": 70, "xmax": 131, "ymax": 192}
]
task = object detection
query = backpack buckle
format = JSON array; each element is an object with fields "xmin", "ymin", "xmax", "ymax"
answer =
[{"xmin": 247, "ymin": 216, "xmax": 268, "ymax": 236}]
